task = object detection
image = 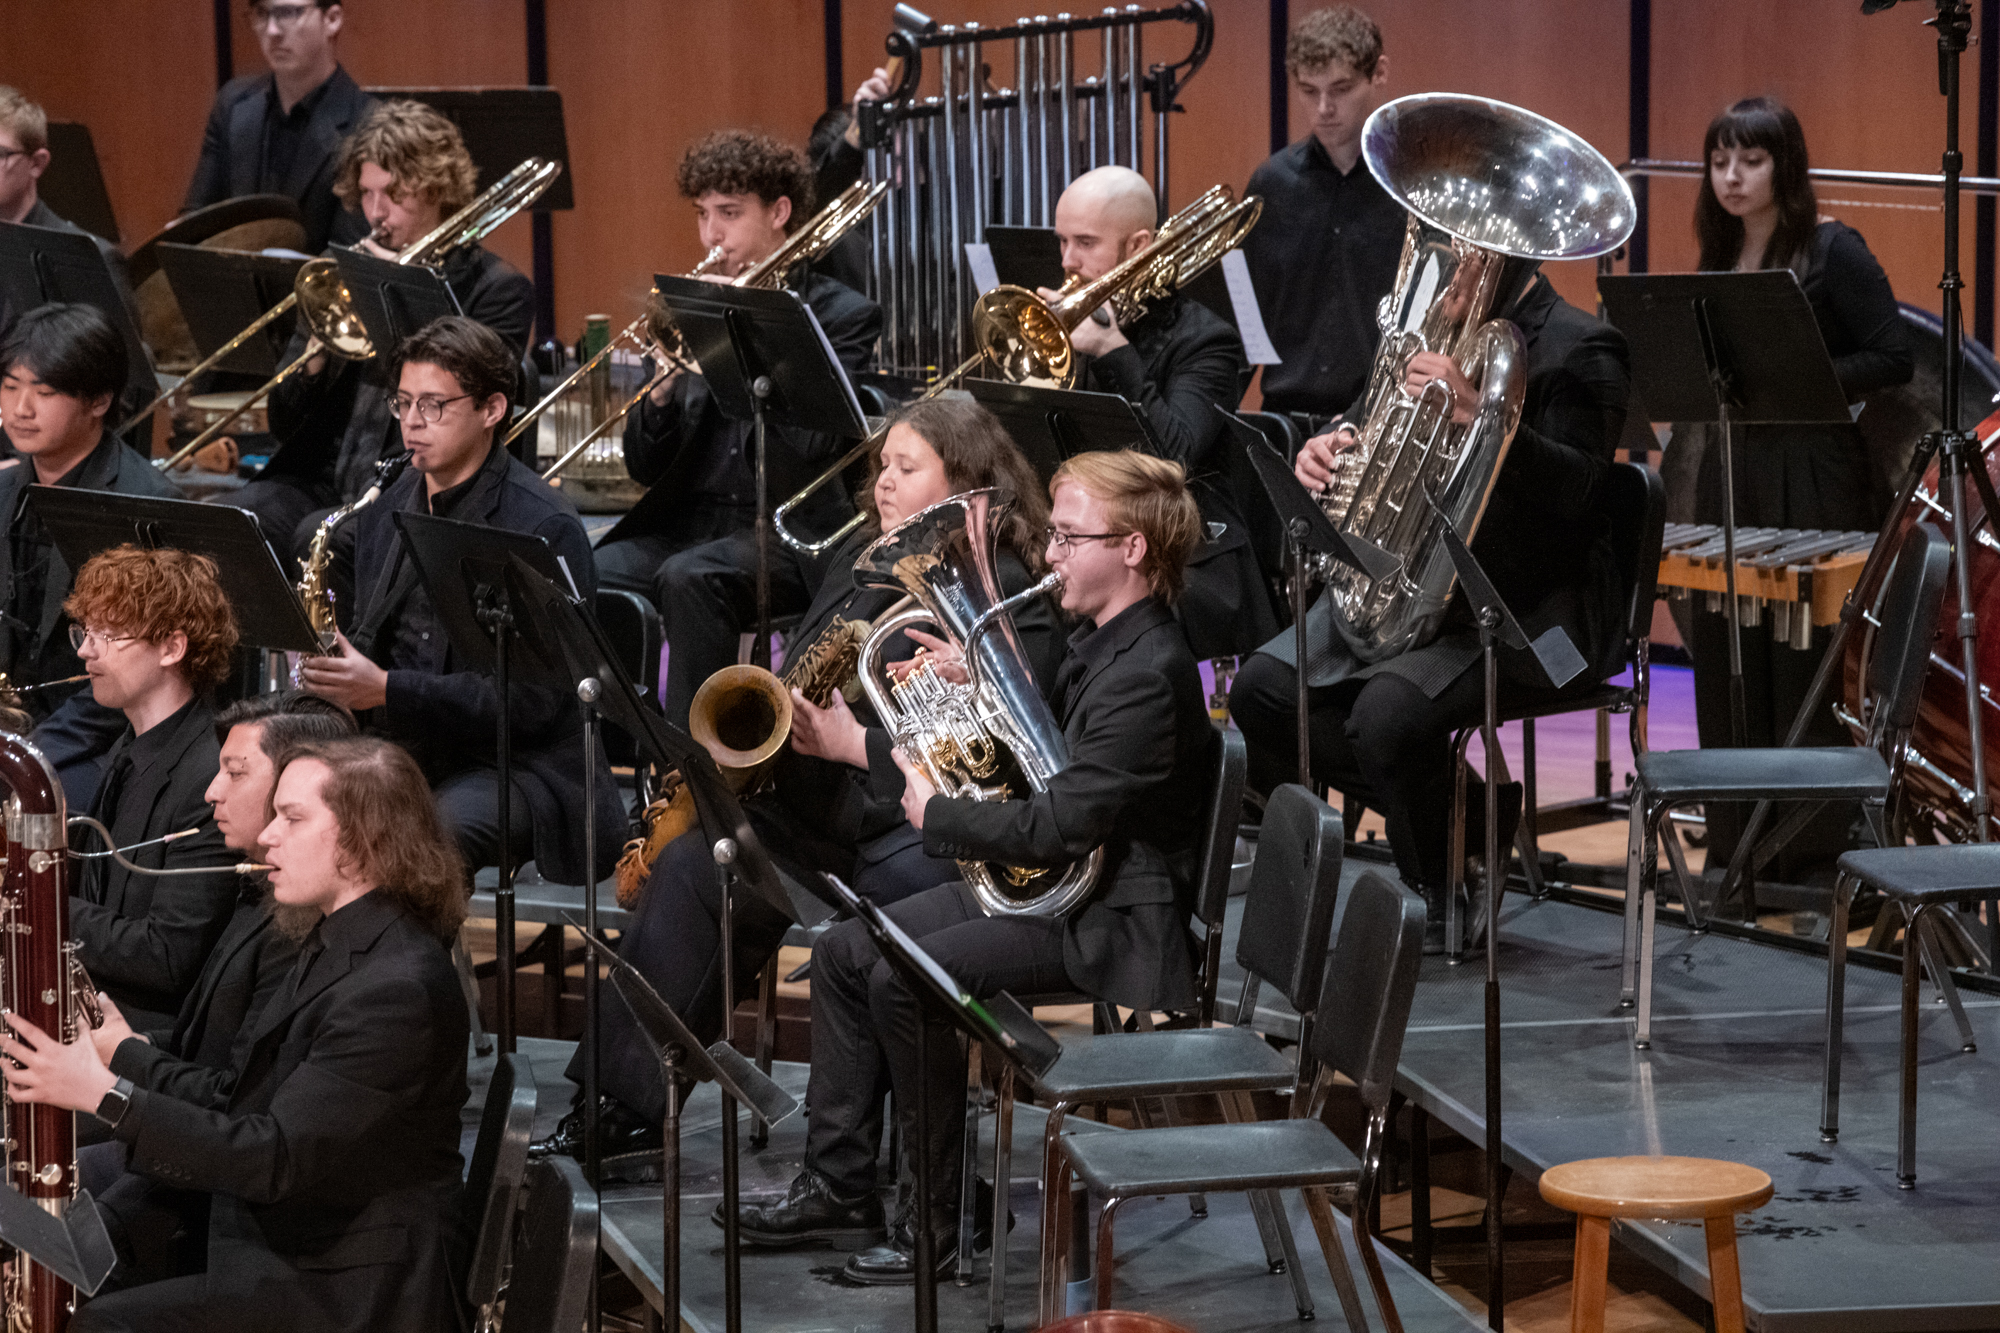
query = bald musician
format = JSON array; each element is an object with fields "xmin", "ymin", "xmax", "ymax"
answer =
[{"xmin": 1042, "ymin": 164, "xmax": 1278, "ymax": 661}]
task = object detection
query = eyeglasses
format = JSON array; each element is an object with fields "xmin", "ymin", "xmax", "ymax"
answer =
[
  {"xmin": 0, "ymin": 148, "xmax": 31, "ymax": 166},
  {"xmin": 249, "ymin": 2, "xmax": 322, "ymax": 30},
  {"xmin": 389, "ymin": 393, "xmax": 472, "ymax": 425},
  {"xmin": 69, "ymin": 626, "xmax": 136, "ymax": 653},
  {"xmin": 1044, "ymin": 526, "xmax": 1130, "ymax": 553}
]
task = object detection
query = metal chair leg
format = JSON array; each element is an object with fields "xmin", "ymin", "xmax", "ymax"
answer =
[
  {"xmin": 750, "ymin": 952, "xmax": 779, "ymax": 1149},
  {"xmin": 1660, "ymin": 821, "xmax": 1705, "ymax": 932},
  {"xmin": 1915, "ymin": 914, "xmax": 1979, "ymax": 1052},
  {"xmin": 956, "ymin": 1048, "xmax": 982, "ymax": 1285},
  {"xmin": 1446, "ymin": 732, "xmax": 1473, "ymax": 964},
  {"xmin": 1900, "ymin": 903, "xmax": 1924, "ymax": 1189},
  {"xmin": 987, "ymin": 1063, "xmax": 1014, "ymax": 1333},
  {"xmin": 1303, "ymin": 1184, "xmax": 1375, "ymax": 1333},
  {"xmin": 1635, "ymin": 803, "xmax": 1662, "ymax": 1050},
  {"xmin": 1271, "ymin": 1190, "xmax": 1316, "ymax": 1319},
  {"xmin": 1821, "ymin": 874, "xmax": 1853, "ymax": 1142},
  {"xmin": 1619, "ymin": 792, "xmax": 1646, "ymax": 1008},
  {"xmin": 1222, "ymin": 1092, "xmax": 1290, "ymax": 1275},
  {"xmin": 1093, "ymin": 1195, "xmax": 1124, "ymax": 1311},
  {"xmin": 1348, "ymin": 1135, "xmax": 1406, "ymax": 1333},
  {"xmin": 1037, "ymin": 1103, "xmax": 1076, "ymax": 1323}
]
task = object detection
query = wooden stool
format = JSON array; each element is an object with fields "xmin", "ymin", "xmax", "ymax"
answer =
[{"xmin": 1539, "ymin": 1155, "xmax": 1773, "ymax": 1333}]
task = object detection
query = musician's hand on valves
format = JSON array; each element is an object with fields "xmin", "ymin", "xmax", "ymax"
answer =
[
  {"xmin": 790, "ymin": 687, "xmax": 869, "ymax": 769},
  {"xmin": 88, "ymin": 992, "xmax": 143, "ymax": 1068},
  {"xmin": 1295, "ymin": 423, "xmax": 1360, "ymax": 492},
  {"xmin": 1403, "ymin": 350, "xmax": 1478, "ymax": 425},
  {"xmin": 0, "ymin": 1013, "xmax": 117, "ymax": 1115},
  {"xmin": 887, "ymin": 628, "xmax": 967, "ymax": 685},
  {"xmin": 1041, "ymin": 288, "xmax": 1128, "ymax": 357},
  {"xmin": 295, "ymin": 629, "xmax": 389, "ymax": 712},
  {"xmin": 892, "ymin": 748, "xmax": 938, "ymax": 831}
]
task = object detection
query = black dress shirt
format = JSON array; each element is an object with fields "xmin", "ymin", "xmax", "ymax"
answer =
[
  {"xmin": 259, "ymin": 75, "xmax": 333, "ymax": 196},
  {"xmin": 381, "ymin": 466, "xmax": 481, "ymax": 675},
  {"xmin": 1242, "ymin": 136, "xmax": 1407, "ymax": 421}
]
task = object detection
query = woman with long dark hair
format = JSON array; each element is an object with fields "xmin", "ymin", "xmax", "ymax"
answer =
[{"xmin": 1677, "ymin": 96, "xmax": 1914, "ymax": 873}]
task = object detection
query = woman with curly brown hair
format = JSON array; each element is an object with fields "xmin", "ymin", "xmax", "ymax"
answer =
[{"xmin": 63, "ymin": 544, "xmax": 245, "ymax": 1033}]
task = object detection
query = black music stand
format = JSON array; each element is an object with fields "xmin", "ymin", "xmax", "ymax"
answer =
[
  {"xmin": 818, "ymin": 872, "xmax": 1060, "ymax": 1333},
  {"xmin": 653, "ymin": 278, "xmax": 868, "ymax": 670},
  {"xmin": 0, "ymin": 220, "xmax": 153, "ymax": 434},
  {"xmin": 984, "ymin": 225, "xmax": 1066, "ymax": 292},
  {"xmin": 41, "ymin": 122, "xmax": 119, "ymax": 245},
  {"xmin": 392, "ymin": 512, "xmax": 577, "ymax": 1054},
  {"xmin": 965, "ymin": 378, "xmax": 1157, "ymax": 481},
  {"xmin": 1224, "ymin": 409, "xmax": 1399, "ymax": 790},
  {"xmin": 24, "ymin": 488, "xmax": 320, "ymax": 652},
  {"xmin": 156, "ymin": 243, "xmax": 306, "ymax": 377},
  {"xmin": 330, "ymin": 245, "xmax": 464, "ymax": 353},
  {"xmin": 0, "ymin": 1185, "xmax": 115, "ymax": 1296},
  {"xmin": 1597, "ymin": 272, "xmax": 1849, "ymax": 750}
]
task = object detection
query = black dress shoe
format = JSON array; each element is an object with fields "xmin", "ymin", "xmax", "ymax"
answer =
[
  {"xmin": 528, "ymin": 1096, "xmax": 662, "ymax": 1161},
  {"xmin": 715, "ymin": 1169, "xmax": 885, "ymax": 1247},
  {"xmin": 842, "ymin": 1179, "xmax": 1008, "ymax": 1286}
]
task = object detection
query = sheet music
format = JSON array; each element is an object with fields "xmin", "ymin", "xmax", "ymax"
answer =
[
  {"xmin": 963, "ymin": 243, "xmax": 1001, "ymax": 295},
  {"xmin": 802, "ymin": 303, "xmax": 869, "ymax": 433},
  {"xmin": 1221, "ymin": 249, "xmax": 1280, "ymax": 366}
]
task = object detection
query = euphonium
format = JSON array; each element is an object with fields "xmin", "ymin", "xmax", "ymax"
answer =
[
  {"xmin": 0, "ymin": 732, "xmax": 99, "ymax": 1331},
  {"xmin": 853, "ymin": 488, "xmax": 1100, "ymax": 918},
  {"xmin": 1314, "ymin": 94, "xmax": 1634, "ymax": 661}
]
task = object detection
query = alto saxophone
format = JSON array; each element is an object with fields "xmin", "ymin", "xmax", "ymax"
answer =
[{"xmin": 296, "ymin": 450, "xmax": 413, "ymax": 653}]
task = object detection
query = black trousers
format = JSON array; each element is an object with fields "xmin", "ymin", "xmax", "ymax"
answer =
[
  {"xmin": 582, "ymin": 817, "xmax": 960, "ymax": 1122},
  {"xmin": 593, "ymin": 500, "xmax": 754, "ymax": 609},
  {"xmin": 433, "ymin": 766, "xmax": 534, "ymax": 876},
  {"xmin": 804, "ymin": 881, "xmax": 1071, "ymax": 1214},
  {"xmin": 1231, "ymin": 652, "xmax": 1578, "ymax": 888},
  {"xmin": 657, "ymin": 530, "xmax": 818, "ymax": 728}
]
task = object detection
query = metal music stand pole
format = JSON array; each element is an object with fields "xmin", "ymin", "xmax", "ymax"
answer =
[
  {"xmin": 1290, "ymin": 519, "xmax": 1314, "ymax": 792},
  {"xmin": 478, "ymin": 588, "xmax": 519, "ymax": 1054},
  {"xmin": 1478, "ymin": 603, "xmax": 1506, "ymax": 1331},
  {"xmin": 577, "ymin": 676, "xmax": 604, "ymax": 1332},
  {"xmin": 752, "ymin": 372, "xmax": 775, "ymax": 671},
  {"xmin": 713, "ymin": 839, "xmax": 745, "ymax": 1333}
]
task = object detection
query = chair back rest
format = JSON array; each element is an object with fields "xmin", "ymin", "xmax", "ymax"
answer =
[
  {"xmin": 1193, "ymin": 727, "xmax": 1248, "ymax": 1022},
  {"xmin": 1586, "ymin": 461, "xmax": 1666, "ymax": 679},
  {"xmin": 1869, "ymin": 523, "xmax": 1952, "ymax": 741},
  {"xmin": 462, "ymin": 1052, "xmax": 538, "ymax": 1307},
  {"xmin": 501, "ymin": 1156, "xmax": 601, "ymax": 1333},
  {"xmin": 1235, "ymin": 783, "xmax": 1344, "ymax": 1015},
  {"xmin": 1310, "ymin": 871, "xmax": 1427, "ymax": 1113}
]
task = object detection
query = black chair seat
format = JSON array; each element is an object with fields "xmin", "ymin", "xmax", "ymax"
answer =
[
  {"xmin": 1061, "ymin": 1118, "xmax": 1358, "ymax": 1198},
  {"xmin": 1837, "ymin": 843, "xmax": 2000, "ymax": 902},
  {"xmin": 1636, "ymin": 746, "xmax": 1889, "ymax": 801},
  {"xmin": 1501, "ymin": 682, "xmax": 1634, "ymax": 725},
  {"xmin": 1029, "ymin": 1026, "xmax": 1294, "ymax": 1102}
]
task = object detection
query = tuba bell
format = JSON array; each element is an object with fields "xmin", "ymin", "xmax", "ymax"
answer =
[
  {"xmin": 1315, "ymin": 94, "xmax": 1634, "ymax": 661},
  {"xmin": 853, "ymin": 488, "xmax": 1100, "ymax": 918}
]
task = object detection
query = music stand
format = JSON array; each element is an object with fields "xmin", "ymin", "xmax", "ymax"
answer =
[
  {"xmin": 23, "ymin": 488, "xmax": 320, "ymax": 652},
  {"xmin": 41, "ymin": 122, "xmax": 119, "ymax": 245},
  {"xmin": 157, "ymin": 244, "xmax": 306, "ymax": 378},
  {"xmin": 329, "ymin": 245, "xmax": 464, "ymax": 354},
  {"xmin": 653, "ymin": 277, "xmax": 868, "ymax": 670},
  {"xmin": 391, "ymin": 512, "xmax": 575, "ymax": 1054},
  {"xmin": 0, "ymin": 220, "xmax": 153, "ymax": 433},
  {"xmin": 818, "ymin": 872, "xmax": 1060, "ymax": 1333},
  {"xmin": 984, "ymin": 225, "xmax": 1066, "ymax": 292},
  {"xmin": 1597, "ymin": 271, "xmax": 1849, "ymax": 750},
  {"xmin": 1223, "ymin": 409, "xmax": 1399, "ymax": 790},
  {"xmin": 964, "ymin": 378, "xmax": 1158, "ymax": 482},
  {"xmin": 0, "ymin": 1184, "xmax": 116, "ymax": 1296}
]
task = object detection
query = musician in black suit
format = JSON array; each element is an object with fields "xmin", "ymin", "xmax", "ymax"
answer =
[
  {"xmin": 600, "ymin": 129, "xmax": 882, "ymax": 671},
  {"xmin": 260, "ymin": 99, "xmax": 535, "ymax": 558},
  {"xmin": 1229, "ymin": 268, "xmax": 1631, "ymax": 950},
  {"xmin": 64, "ymin": 545, "xmax": 244, "ymax": 1034},
  {"xmin": 731, "ymin": 450, "xmax": 1215, "ymax": 1284},
  {"xmin": 1045, "ymin": 165, "xmax": 1278, "ymax": 662},
  {"xmin": 180, "ymin": 1, "xmax": 373, "ymax": 254},
  {"xmin": 4, "ymin": 736, "xmax": 472, "ymax": 1330},
  {"xmin": 297, "ymin": 315, "xmax": 622, "ymax": 883},
  {"xmin": 0, "ymin": 304, "xmax": 182, "ymax": 808},
  {"xmin": 0, "ymin": 87, "xmax": 139, "ymax": 308},
  {"xmin": 534, "ymin": 397, "xmax": 1064, "ymax": 1163}
]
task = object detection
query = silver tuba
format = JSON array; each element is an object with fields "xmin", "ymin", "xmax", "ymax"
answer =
[
  {"xmin": 1317, "ymin": 94, "xmax": 1635, "ymax": 661},
  {"xmin": 854, "ymin": 489, "xmax": 1101, "ymax": 918}
]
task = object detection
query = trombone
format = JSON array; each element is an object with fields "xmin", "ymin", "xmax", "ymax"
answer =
[
  {"xmin": 772, "ymin": 184, "xmax": 1264, "ymax": 555},
  {"xmin": 150, "ymin": 157, "xmax": 564, "ymax": 473},
  {"xmin": 527, "ymin": 180, "xmax": 888, "ymax": 485}
]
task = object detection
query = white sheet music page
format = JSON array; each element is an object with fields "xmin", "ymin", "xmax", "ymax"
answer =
[
  {"xmin": 1221, "ymin": 249, "xmax": 1281, "ymax": 366},
  {"xmin": 963, "ymin": 243, "xmax": 1002, "ymax": 295}
]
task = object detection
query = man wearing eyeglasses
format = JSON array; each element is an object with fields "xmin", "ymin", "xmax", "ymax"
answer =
[
  {"xmin": 295, "ymin": 315, "xmax": 622, "ymax": 886},
  {"xmin": 181, "ymin": 1, "xmax": 373, "ymax": 254}
]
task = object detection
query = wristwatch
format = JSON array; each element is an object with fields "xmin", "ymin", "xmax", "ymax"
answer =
[{"xmin": 94, "ymin": 1077, "xmax": 135, "ymax": 1130}]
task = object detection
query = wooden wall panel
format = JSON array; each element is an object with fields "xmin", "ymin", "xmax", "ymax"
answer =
[{"xmin": 1, "ymin": 1, "xmax": 220, "ymax": 248}]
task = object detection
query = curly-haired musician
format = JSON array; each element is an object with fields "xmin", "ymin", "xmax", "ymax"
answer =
[
  {"xmin": 3, "ymin": 736, "xmax": 471, "ymax": 1331},
  {"xmin": 727, "ymin": 450, "xmax": 1215, "ymax": 1284},
  {"xmin": 297, "ymin": 314, "xmax": 623, "ymax": 884},
  {"xmin": 1241, "ymin": 6, "xmax": 1405, "ymax": 426},
  {"xmin": 64, "ymin": 545, "xmax": 244, "ymax": 1034},
  {"xmin": 1041, "ymin": 165, "xmax": 1277, "ymax": 660},
  {"xmin": 0, "ymin": 304, "xmax": 181, "ymax": 807},
  {"xmin": 593, "ymin": 127, "xmax": 882, "ymax": 642},
  {"xmin": 535, "ymin": 396, "xmax": 1063, "ymax": 1165},
  {"xmin": 257, "ymin": 98, "xmax": 535, "ymax": 559}
]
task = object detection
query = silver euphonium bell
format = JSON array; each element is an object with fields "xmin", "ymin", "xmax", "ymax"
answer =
[
  {"xmin": 1317, "ymin": 94, "xmax": 1636, "ymax": 661},
  {"xmin": 853, "ymin": 488, "xmax": 1102, "ymax": 919}
]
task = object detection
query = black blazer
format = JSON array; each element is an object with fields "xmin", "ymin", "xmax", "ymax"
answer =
[
  {"xmin": 69, "ymin": 699, "xmax": 241, "ymax": 1033},
  {"xmin": 334, "ymin": 441, "xmax": 625, "ymax": 885},
  {"xmin": 111, "ymin": 891, "xmax": 468, "ymax": 1333},
  {"xmin": 602, "ymin": 270, "xmax": 882, "ymax": 547},
  {"xmin": 1078, "ymin": 295, "xmax": 1277, "ymax": 658},
  {"xmin": 182, "ymin": 67, "xmax": 375, "ymax": 253},
  {"xmin": 923, "ymin": 596, "xmax": 1215, "ymax": 1012},
  {"xmin": 110, "ymin": 886, "xmax": 302, "ymax": 1109}
]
